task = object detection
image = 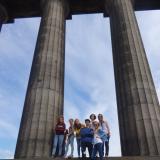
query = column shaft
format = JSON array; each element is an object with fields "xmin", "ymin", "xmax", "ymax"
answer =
[
  {"xmin": 105, "ymin": 0, "xmax": 160, "ymax": 156},
  {"xmin": 0, "ymin": 3, "xmax": 8, "ymax": 32},
  {"xmin": 15, "ymin": 0, "xmax": 68, "ymax": 158}
]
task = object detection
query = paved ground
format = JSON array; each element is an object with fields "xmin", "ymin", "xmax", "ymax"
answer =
[{"xmin": 6, "ymin": 156, "xmax": 160, "ymax": 160}]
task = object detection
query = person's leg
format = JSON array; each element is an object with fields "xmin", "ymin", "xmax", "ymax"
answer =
[
  {"xmin": 52, "ymin": 134, "xmax": 58, "ymax": 156},
  {"xmin": 70, "ymin": 135, "xmax": 74, "ymax": 156},
  {"xmin": 105, "ymin": 141, "xmax": 109, "ymax": 156},
  {"xmin": 76, "ymin": 138, "xmax": 81, "ymax": 157},
  {"xmin": 81, "ymin": 142, "xmax": 86, "ymax": 158},
  {"xmin": 64, "ymin": 136, "xmax": 70, "ymax": 157},
  {"xmin": 102, "ymin": 141, "xmax": 105, "ymax": 156},
  {"xmin": 97, "ymin": 143, "xmax": 104, "ymax": 160},
  {"xmin": 62, "ymin": 137, "xmax": 66, "ymax": 156},
  {"xmin": 58, "ymin": 135, "xmax": 64, "ymax": 156},
  {"xmin": 87, "ymin": 142, "xmax": 93, "ymax": 158},
  {"xmin": 91, "ymin": 144, "xmax": 97, "ymax": 160}
]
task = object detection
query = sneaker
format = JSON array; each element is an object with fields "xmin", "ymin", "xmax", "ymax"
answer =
[
  {"xmin": 51, "ymin": 155, "xmax": 56, "ymax": 158},
  {"xmin": 63, "ymin": 155, "xmax": 68, "ymax": 159},
  {"xmin": 68, "ymin": 154, "xmax": 73, "ymax": 159}
]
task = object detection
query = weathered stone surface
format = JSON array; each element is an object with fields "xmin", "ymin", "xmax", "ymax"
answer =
[
  {"xmin": 1, "ymin": 0, "xmax": 160, "ymax": 20},
  {"xmin": 106, "ymin": 0, "xmax": 160, "ymax": 156},
  {"xmin": 0, "ymin": 3, "xmax": 8, "ymax": 31},
  {"xmin": 14, "ymin": 0, "xmax": 68, "ymax": 158}
]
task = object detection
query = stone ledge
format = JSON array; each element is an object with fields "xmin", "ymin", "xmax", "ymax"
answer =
[{"xmin": 4, "ymin": 156, "xmax": 160, "ymax": 160}]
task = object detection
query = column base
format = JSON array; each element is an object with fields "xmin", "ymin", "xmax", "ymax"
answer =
[{"xmin": 12, "ymin": 156, "xmax": 160, "ymax": 160}]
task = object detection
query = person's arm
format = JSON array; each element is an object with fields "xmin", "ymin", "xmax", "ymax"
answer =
[
  {"xmin": 71, "ymin": 125, "xmax": 74, "ymax": 134},
  {"xmin": 90, "ymin": 128, "xmax": 94, "ymax": 136},
  {"xmin": 80, "ymin": 128, "xmax": 85, "ymax": 138},
  {"xmin": 105, "ymin": 120, "xmax": 111, "ymax": 136},
  {"xmin": 64, "ymin": 123, "xmax": 66, "ymax": 130},
  {"xmin": 65, "ymin": 129, "xmax": 69, "ymax": 143},
  {"xmin": 65, "ymin": 129, "xmax": 69, "ymax": 135}
]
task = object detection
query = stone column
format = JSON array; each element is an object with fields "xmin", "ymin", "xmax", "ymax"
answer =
[
  {"xmin": 0, "ymin": 3, "xmax": 8, "ymax": 31},
  {"xmin": 15, "ymin": 0, "xmax": 69, "ymax": 158},
  {"xmin": 105, "ymin": 0, "xmax": 160, "ymax": 156}
]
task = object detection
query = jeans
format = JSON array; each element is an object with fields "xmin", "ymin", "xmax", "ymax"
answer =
[
  {"xmin": 64, "ymin": 134, "xmax": 74, "ymax": 156},
  {"xmin": 76, "ymin": 137, "xmax": 81, "ymax": 157},
  {"xmin": 102, "ymin": 139, "xmax": 109, "ymax": 156},
  {"xmin": 92, "ymin": 143, "xmax": 103, "ymax": 160},
  {"xmin": 52, "ymin": 134, "xmax": 64, "ymax": 156},
  {"xmin": 81, "ymin": 141, "xmax": 93, "ymax": 158}
]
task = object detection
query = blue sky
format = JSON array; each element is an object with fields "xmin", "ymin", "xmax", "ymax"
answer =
[{"xmin": 0, "ymin": 10, "xmax": 160, "ymax": 158}]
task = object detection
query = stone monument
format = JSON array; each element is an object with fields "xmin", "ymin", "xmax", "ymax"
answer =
[{"xmin": 0, "ymin": 0, "xmax": 160, "ymax": 159}]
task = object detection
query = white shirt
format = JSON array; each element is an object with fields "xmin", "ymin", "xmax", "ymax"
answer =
[
  {"xmin": 99, "ymin": 121, "xmax": 110, "ymax": 134},
  {"xmin": 93, "ymin": 132, "xmax": 103, "ymax": 144}
]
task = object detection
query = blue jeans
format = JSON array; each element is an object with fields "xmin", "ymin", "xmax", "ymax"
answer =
[
  {"xmin": 92, "ymin": 143, "xmax": 103, "ymax": 160},
  {"xmin": 52, "ymin": 134, "xmax": 64, "ymax": 156},
  {"xmin": 76, "ymin": 137, "xmax": 81, "ymax": 157},
  {"xmin": 102, "ymin": 140, "xmax": 109, "ymax": 156},
  {"xmin": 102, "ymin": 135, "xmax": 110, "ymax": 156},
  {"xmin": 64, "ymin": 134, "xmax": 74, "ymax": 156}
]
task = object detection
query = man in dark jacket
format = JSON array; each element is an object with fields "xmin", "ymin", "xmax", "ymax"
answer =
[{"xmin": 80, "ymin": 119, "xmax": 94, "ymax": 158}]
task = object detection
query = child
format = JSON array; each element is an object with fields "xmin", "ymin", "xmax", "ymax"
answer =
[{"xmin": 52, "ymin": 115, "xmax": 66, "ymax": 157}]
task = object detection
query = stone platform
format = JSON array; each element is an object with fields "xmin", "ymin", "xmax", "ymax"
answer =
[{"xmin": 5, "ymin": 157, "xmax": 160, "ymax": 160}]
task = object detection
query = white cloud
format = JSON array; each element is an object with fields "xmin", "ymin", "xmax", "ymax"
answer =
[
  {"xmin": 64, "ymin": 99, "xmax": 81, "ymax": 121},
  {"xmin": 136, "ymin": 11, "xmax": 160, "ymax": 56},
  {"xmin": 0, "ymin": 149, "xmax": 14, "ymax": 159},
  {"xmin": 0, "ymin": 18, "xmax": 40, "ymax": 91},
  {"xmin": 0, "ymin": 120, "xmax": 18, "ymax": 139}
]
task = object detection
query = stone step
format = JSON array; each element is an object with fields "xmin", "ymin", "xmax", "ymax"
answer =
[{"xmin": 9, "ymin": 156, "xmax": 160, "ymax": 160}]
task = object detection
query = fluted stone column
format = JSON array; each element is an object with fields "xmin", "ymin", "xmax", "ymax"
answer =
[
  {"xmin": 15, "ymin": 0, "xmax": 69, "ymax": 158},
  {"xmin": 105, "ymin": 0, "xmax": 160, "ymax": 156},
  {"xmin": 0, "ymin": 3, "xmax": 8, "ymax": 31}
]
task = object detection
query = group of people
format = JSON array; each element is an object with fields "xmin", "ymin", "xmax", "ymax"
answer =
[{"xmin": 52, "ymin": 113, "xmax": 110, "ymax": 159}]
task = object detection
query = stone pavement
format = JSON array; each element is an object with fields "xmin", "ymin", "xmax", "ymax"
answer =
[{"xmin": 6, "ymin": 156, "xmax": 160, "ymax": 160}]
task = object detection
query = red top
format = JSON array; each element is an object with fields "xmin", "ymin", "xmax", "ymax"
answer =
[{"xmin": 55, "ymin": 122, "xmax": 66, "ymax": 135}]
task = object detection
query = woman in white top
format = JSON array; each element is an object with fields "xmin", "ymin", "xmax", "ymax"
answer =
[
  {"xmin": 91, "ymin": 121, "xmax": 104, "ymax": 160},
  {"xmin": 98, "ymin": 114, "xmax": 110, "ymax": 157}
]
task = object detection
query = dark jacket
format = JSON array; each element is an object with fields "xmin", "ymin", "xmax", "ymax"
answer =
[{"xmin": 80, "ymin": 127, "xmax": 94, "ymax": 143}]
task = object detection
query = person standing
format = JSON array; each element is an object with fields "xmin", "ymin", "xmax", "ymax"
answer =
[
  {"xmin": 98, "ymin": 114, "xmax": 110, "ymax": 157},
  {"xmin": 52, "ymin": 115, "xmax": 66, "ymax": 157},
  {"xmin": 80, "ymin": 119, "xmax": 94, "ymax": 158},
  {"xmin": 92, "ymin": 121, "xmax": 107, "ymax": 160},
  {"xmin": 89, "ymin": 114, "xmax": 96, "ymax": 130},
  {"xmin": 74, "ymin": 119, "xmax": 82, "ymax": 158},
  {"xmin": 64, "ymin": 119, "xmax": 75, "ymax": 158}
]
